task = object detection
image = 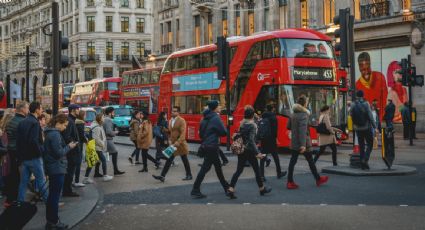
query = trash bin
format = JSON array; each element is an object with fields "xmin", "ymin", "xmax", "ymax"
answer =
[{"xmin": 381, "ymin": 127, "xmax": 395, "ymax": 169}]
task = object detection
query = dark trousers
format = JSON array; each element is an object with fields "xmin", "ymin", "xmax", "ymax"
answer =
[
  {"xmin": 259, "ymin": 150, "xmax": 281, "ymax": 178},
  {"xmin": 74, "ymin": 145, "xmax": 83, "ymax": 183},
  {"xmin": 161, "ymin": 154, "xmax": 191, "ymax": 177},
  {"xmin": 413, "ymin": 121, "xmax": 417, "ymax": 138},
  {"xmin": 218, "ymin": 149, "xmax": 228, "ymax": 163},
  {"xmin": 230, "ymin": 152, "xmax": 263, "ymax": 188},
  {"xmin": 3, "ymin": 151, "xmax": 20, "ymax": 202},
  {"xmin": 141, "ymin": 149, "xmax": 157, "ymax": 169},
  {"xmin": 193, "ymin": 146, "xmax": 228, "ymax": 191},
  {"xmin": 356, "ymin": 129, "xmax": 373, "ymax": 162},
  {"xmin": 288, "ymin": 150, "xmax": 320, "ymax": 183},
  {"xmin": 313, "ymin": 143, "xmax": 337, "ymax": 165},
  {"xmin": 385, "ymin": 119, "xmax": 393, "ymax": 129},
  {"xmin": 131, "ymin": 141, "xmax": 140, "ymax": 162},
  {"xmin": 403, "ymin": 122, "xmax": 409, "ymax": 139},
  {"xmin": 87, "ymin": 151, "xmax": 107, "ymax": 176},
  {"xmin": 63, "ymin": 156, "xmax": 77, "ymax": 194},
  {"xmin": 155, "ymin": 138, "xmax": 168, "ymax": 161},
  {"xmin": 46, "ymin": 174, "xmax": 65, "ymax": 224}
]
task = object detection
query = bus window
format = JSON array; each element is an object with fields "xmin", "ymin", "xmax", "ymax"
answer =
[
  {"xmin": 212, "ymin": 51, "xmax": 217, "ymax": 66},
  {"xmin": 186, "ymin": 96, "xmax": 198, "ymax": 114},
  {"xmin": 282, "ymin": 39, "xmax": 334, "ymax": 59},
  {"xmin": 247, "ymin": 42, "xmax": 262, "ymax": 63},
  {"xmin": 141, "ymin": 71, "xmax": 150, "ymax": 84},
  {"xmin": 173, "ymin": 56, "xmax": 187, "ymax": 72},
  {"xmin": 272, "ymin": 39, "xmax": 281, "ymax": 58},
  {"xmin": 188, "ymin": 54, "xmax": 200, "ymax": 70},
  {"xmin": 201, "ymin": 52, "xmax": 213, "ymax": 68},
  {"xmin": 151, "ymin": 70, "xmax": 160, "ymax": 83},
  {"xmin": 262, "ymin": 40, "xmax": 273, "ymax": 59},
  {"xmin": 163, "ymin": 58, "xmax": 174, "ymax": 73},
  {"xmin": 106, "ymin": 82, "xmax": 118, "ymax": 90},
  {"xmin": 122, "ymin": 74, "xmax": 129, "ymax": 86},
  {"xmin": 172, "ymin": 96, "xmax": 187, "ymax": 114}
]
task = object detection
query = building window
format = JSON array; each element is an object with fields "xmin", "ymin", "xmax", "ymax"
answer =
[
  {"xmin": 119, "ymin": 68, "xmax": 131, "ymax": 76},
  {"xmin": 87, "ymin": 0, "xmax": 94, "ymax": 7},
  {"xmin": 160, "ymin": 23, "xmax": 164, "ymax": 46},
  {"xmin": 121, "ymin": 17, "xmax": 129, "ymax": 32},
  {"xmin": 76, "ymin": 18, "xmax": 79, "ymax": 33},
  {"xmin": 176, "ymin": 19, "xmax": 180, "ymax": 48},
  {"xmin": 248, "ymin": 9, "xmax": 255, "ymax": 35},
  {"xmin": 136, "ymin": 0, "xmax": 144, "ymax": 8},
  {"xmin": 208, "ymin": 14, "xmax": 213, "ymax": 44},
  {"xmin": 137, "ymin": 42, "xmax": 145, "ymax": 57},
  {"xmin": 106, "ymin": 42, "xmax": 113, "ymax": 60},
  {"xmin": 87, "ymin": 16, "xmax": 95, "ymax": 32},
  {"xmin": 353, "ymin": 0, "xmax": 360, "ymax": 20},
  {"xmin": 136, "ymin": 18, "xmax": 145, "ymax": 33},
  {"xmin": 323, "ymin": 0, "xmax": 335, "ymax": 25},
  {"xmin": 103, "ymin": 67, "xmax": 113, "ymax": 78},
  {"xmin": 85, "ymin": 68, "xmax": 96, "ymax": 81},
  {"xmin": 264, "ymin": 0, "xmax": 269, "ymax": 30},
  {"xmin": 121, "ymin": 42, "xmax": 129, "ymax": 57},
  {"xmin": 106, "ymin": 16, "xmax": 113, "ymax": 32},
  {"xmin": 222, "ymin": 8, "xmax": 228, "ymax": 37},
  {"xmin": 105, "ymin": 0, "xmax": 112, "ymax": 7},
  {"xmin": 121, "ymin": 0, "xmax": 129, "ymax": 7},
  {"xmin": 167, "ymin": 21, "xmax": 173, "ymax": 45},
  {"xmin": 300, "ymin": 0, "xmax": 309, "ymax": 28},
  {"xmin": 194, "ymin": 15, "xmax": 201, "ymax": 47},
  {"xmin": 235, "ymin": 4, "xmax": 241, "ymax": 36},
  {"xmin": 402, "ymin": 0, "xmax": 411, "ymax": 13},
  {"xmin": 87, "ymin": 42, "xmax": 95, "ymax": 57}
]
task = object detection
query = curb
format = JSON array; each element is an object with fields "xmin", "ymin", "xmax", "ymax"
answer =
[
  {"xmin": 322, "ymin": 165, "xmax": 417, "ymax": 176},
  {"xmin": 68, "ymin": 184, "xmax": 100, "ymax": 229}
]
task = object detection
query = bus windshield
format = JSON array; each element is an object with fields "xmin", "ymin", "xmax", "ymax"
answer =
[
  {"xmin": 281, "ymin": 39, "xmax": 334, "ymax": 59},
  {"xmin": 114, "ymin": 108, "xmax": 132, "ymax": 117},
  {"xmin": 64, "ymin": 86, "xmax": 73, "ymax": 97},
  {"xmin": 281, "ymin": 85, "xmax": 339, "ymax": 125},
  {"xmin": 106, "ymin": 82, "xmax": 119, "ymax": 90}
]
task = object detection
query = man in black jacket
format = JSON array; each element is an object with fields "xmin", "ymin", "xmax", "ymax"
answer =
[
  {"xmin": 191, "ymin": 100, "xmax": 230, "ymax": 199},
  {"xmin": 62, "ymin": 104, "xmax": 81, "ymax": 197},
  {"xmin": 259, "ymin": 104, "xmax": 286, "ymax": 181},
  {"xmin": 384, "ymin": 99, "xmax": 395, "ymax": 129},
  {"xmin": 4, "ymin": 101, "xmax": 29, "ymax": 204},
  {"xmin": 16, "ymin": 101, "xmax": 47, "ymax": 202}
]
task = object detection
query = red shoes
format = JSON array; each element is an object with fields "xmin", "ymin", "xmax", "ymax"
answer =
[
  {"xmin": 286, "ymin": 182, "xmax": 299, "ymax": 189},
  {"xmin": 316, "ymin": 176, "xmax": 329, "ymax": 187}
]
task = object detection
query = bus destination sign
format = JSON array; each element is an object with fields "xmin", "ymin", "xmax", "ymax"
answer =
[{"xmin": 292, "ymin": 67, "xmax": 335, "ymax": 81}]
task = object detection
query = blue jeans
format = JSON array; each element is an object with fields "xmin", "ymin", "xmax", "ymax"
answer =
[
  {"xmin": 18, "ymin": 157, "xmax": 48, "ymax": 201},
  {"xmin": 46, "ymin": 174, "xmax": 65, "ymax": 224}
]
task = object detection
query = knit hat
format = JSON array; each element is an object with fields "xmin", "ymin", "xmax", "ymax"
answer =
[
  {"xmin": 207, "ymin": 100, "xmax": 219, "ymax": 111},
  {"xmin": 356, "ymin": 90, "xmax": 364, "ymax": 98}
]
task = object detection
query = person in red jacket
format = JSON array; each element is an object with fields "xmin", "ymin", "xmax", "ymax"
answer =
[{"xmin": 356, "ymin": 52, "xmax": 388, "ymax": 120}]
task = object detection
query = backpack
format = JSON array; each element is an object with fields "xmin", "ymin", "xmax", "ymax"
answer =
[
  {"xmin": 86, "ymin": 125, "xmax": 99, "ymax": 141},
  {"xmin": 153, "ymin": 126, "xmax": 163, "ymax": 139},
  {"xmin": 351, "ymin": 101, "xmax": 368, "ymax": 126},
  {"xmin": 257, "ymin": 118, "xmax": 271, "ymax": 141}
]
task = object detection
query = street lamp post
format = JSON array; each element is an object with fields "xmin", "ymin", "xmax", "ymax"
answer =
[{"xmin": 26, "ymin": 45, "xmax": 30, "ymax": 102}]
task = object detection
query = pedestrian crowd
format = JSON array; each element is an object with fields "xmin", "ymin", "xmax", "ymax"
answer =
[{"xmin": 0, "ymin": 92, "xmax": 401, "ymax": 229}]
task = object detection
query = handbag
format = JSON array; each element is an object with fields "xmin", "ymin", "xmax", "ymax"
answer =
[
  {"xmin": 316, "ymin": 117, "xmax": 331, "ymax": 135},
  {"xmin": 197, "ymin": 118, "xmax": 211, "ymax": 158}
]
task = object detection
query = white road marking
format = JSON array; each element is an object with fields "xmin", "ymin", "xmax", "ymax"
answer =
[
  {"xmin": 358, "ymin": 204, "xmax": 366, "ymax": 206},
  {"xmin": 281, "ymin": 203, "xmax": 288, "ymax": 206},
  {"xmin": 100, "ymin": 210, "xmax": 106, "ymax": 214},
  {"xmin": 139, "ymin": 203, "xmax": 147, "ymax": 206},
  {"xmin": 207, "ymin": 203, "xmax": 214, "ymax": 205},
  {"xmin": 400, "ymin": 205, "xmax": 409, "ymax": 207},
  {"xmin": 172, "ymin": 203, "xmax": 180, "ymax": 206},
  {"xmin": 243, "ymin": 203, "xmax": 251, "ymax": 205},
  {"xmin": 320, "ymin": 204, "xmax": 327, "ymax": 206}
]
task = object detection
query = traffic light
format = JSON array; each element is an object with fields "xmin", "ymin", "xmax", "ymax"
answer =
[
  {"xmin": 59, "ymin": 32, "xmax": 69, "ymax": 69},
  {"xmin": 216, "ymin": 36, "xmax": 229, "ymax": 80},
  {"xmin": 333, "ymin": 9, "xmax": 350, "ymax": 68},
  {"xmin": 398, "ymin": 58, "xmax": 409, "ymax": 86},
  {"xmin": 409, "ymin": 65, "xmax": 424, "ymax": 87}
]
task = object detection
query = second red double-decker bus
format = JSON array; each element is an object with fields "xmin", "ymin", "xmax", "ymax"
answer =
[
  {"xmin": 71, "ymin": 77, "xmax": 121, "ymax": 106},
  {"xmin": 120, "ymin": 67, "xmax": 161, "ymax": 123},
  {"xmin": 158, "ymin": 29, "xmax": 345, "ymax": 148}
]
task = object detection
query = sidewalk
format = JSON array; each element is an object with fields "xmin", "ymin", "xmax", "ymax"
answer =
[{"xmin": 0, "ymin": 184, "xmax": 99, "ymax": 230}]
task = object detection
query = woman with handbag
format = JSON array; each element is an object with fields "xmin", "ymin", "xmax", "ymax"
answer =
[
  {"xmin": 128, "ymin": 111, "xmax": 142, "ymax": 165},
  {"xmin": 313, "ymin": 105, "xmax": 341, "ymax": 166},
  {"xmin": 227, "ymin": 105, "xmax": 272, "ymax": 199},
  {"xmin": 137, "ymin": 111, "xmax": 160, "ymax": 172}
]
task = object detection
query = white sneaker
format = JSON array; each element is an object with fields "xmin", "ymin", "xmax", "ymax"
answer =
[
  {"xmin": 103, "ymin": 175, "xmax": 113, "ymax": 182},
  {"xmin": 73, "ymin": 182, "xmax": 86, "ymax": 187},
  {"xmin": 82, "ymin": 177, "xmax": 94, "ymax": 184}
]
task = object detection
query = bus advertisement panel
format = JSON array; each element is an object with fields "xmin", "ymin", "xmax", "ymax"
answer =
[
  {"xmin": 120, "ymin": 67, "xmax": 161, "ymax": 123},
  {"xmin": 71, "ymin": 77, "xmax": 121, "ymax": 106},
  {"xmin": 159, "ymin": 29, "xmax": 343, "ymax": 148}
]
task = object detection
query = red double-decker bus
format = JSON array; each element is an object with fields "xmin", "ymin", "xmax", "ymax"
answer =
[
  {"xmin": 41, "ymin": 83, "xmax": 74, "ymax": 109},
  {"xmin": 120, "ymin": 67, "xmax": 161, "ymax": 123},
  {"xmin": 71, "ymin": 77, "xmax": 121, "ymax": 106},
  {"xmin": 158, "ymin": 29, "xmax": 346, "ymax": 148}
]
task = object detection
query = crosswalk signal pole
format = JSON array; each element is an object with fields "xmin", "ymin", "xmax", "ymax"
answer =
[
  {"xmin": 52, "ymin": 2, "xmax": 59, "ymax": 115},
  {"xmin": 217, "ymin": 36, "xmax": 231, "ymax": 150}
]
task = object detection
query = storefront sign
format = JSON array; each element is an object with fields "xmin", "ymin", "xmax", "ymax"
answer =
[
  {"xmin": 172, "ymin": 72, "xmax": 222, "ymax": 92},
  {"xmin": 292, "ymin": 67, "xmax": 335, "ymax": 81}
]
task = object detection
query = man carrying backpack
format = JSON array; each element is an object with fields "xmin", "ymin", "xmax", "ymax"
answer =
[
  {"xmin": 350, "ymin": 90, "xmax": 377, "ymax": 170},
  {"xmin": 258, "ymin": 104, "xmax": 286, "ymax": 181}
]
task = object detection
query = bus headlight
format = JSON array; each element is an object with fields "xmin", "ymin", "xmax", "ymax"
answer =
[{"xmin": 228, "ymin": 115, "xmax": 234, "ymax": 126}]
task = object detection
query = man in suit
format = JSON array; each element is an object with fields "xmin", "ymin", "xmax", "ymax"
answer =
[{"xmin": 152, "ymin": 106, "xmax": 192, "ymax": 182}]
